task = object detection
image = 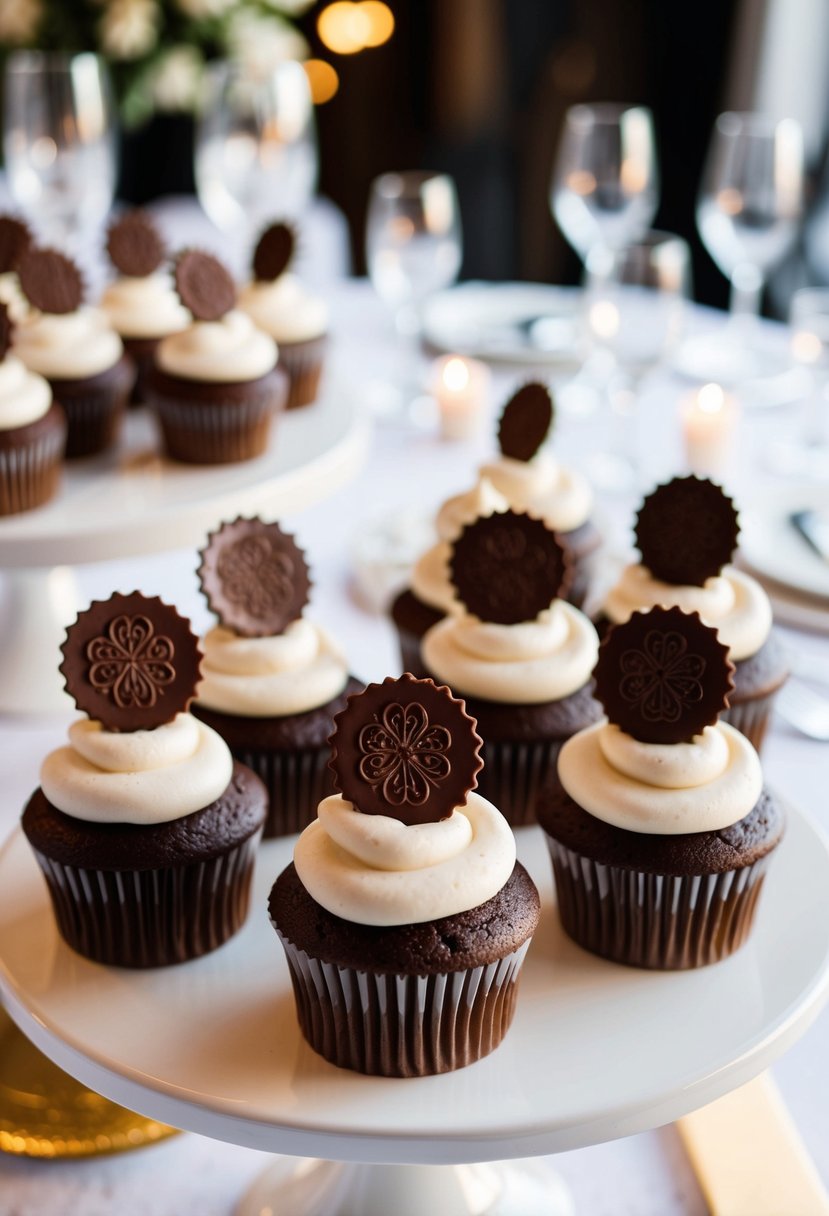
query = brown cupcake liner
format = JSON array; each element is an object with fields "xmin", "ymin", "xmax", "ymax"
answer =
[
  {"xmin": 30, "ymin": 831, "xmax": 261, "ymax": 968},
  {"xmin": 121, "ymin": 337, "xmax": 159, "ymax": 406},
  {"xmin": 721, "ymin": 690, "xmax": 779, "ymax": 754},
  {"xmin": 150, "ymin": 389, "xmax": 283, "ymax": 464},
  {"xmin": 232, "ymin": 743, "xmax": 336, "ymax": 838},
  {"xmin": 0, "ymin": 425, "xmax": 64, "ymax": 515},
  {"xmin": 546, "ymin": 836, "xmax": 773, "ymax": 969},
  {"xmin": 475, "ymin": 737, "xmax": 563, "ymax": 827},
  {"xmin": 276, "ymin": 934, "xmax": 531, "ymax": 1076},
  {"xmin": 278, "ymin": 337, "xmax": 326, "ymax": 410}
]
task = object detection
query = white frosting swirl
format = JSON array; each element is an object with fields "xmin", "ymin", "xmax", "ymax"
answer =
[
  {"xmin": 238, "ymin": 273, "xmax": 328, "ymax": 343},
  {"xmin": 435, "ymin": 477, "xmax": 510, "ymax": 542},
  {"xmin": 0, "ymin": 272, "xmax": 29, "ymax": 323},
  {"xmin": 40, "ymin": 714, "xmax": 233, "ymax": 825},
  {"xmin": 422, "ymin": 600, "xmax": 598, "ymax": 704},
  {"xmin": 156, "ymin": 310, "xmax": 277, "ymax": 382},
  {"xmin": 101, "ymin": 273, "xmax": 191, "ymax": 339},
  {"xmin": 0, "ymin": 354, "xmax": 52, "ymax": 430},
  {"xmin": 604, "ymin": 563, "xmax": 772, "ymax": 661},
  {"xmin": 196, "ymin": 619, "xmax": 348, "ymax": 717},
  {"xmin": 478, "ymin": 452, "xmax": 593, "ymax": 532},
  {"xmin": 13, "ymin": 307, "xmax": 124, "ymax": 379},
  {"xmin": 410, "ymin": 541, "xmax": 456, "ymax": 614},
  {"xmin": 294, "ymin": 792, "xmax": 516, "ymax": 926},
  {"xmin": 558, "ymin": 720, "xmax": 762, "ymax": 835}
]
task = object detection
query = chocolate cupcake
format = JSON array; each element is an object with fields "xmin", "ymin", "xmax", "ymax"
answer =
[
  {"xmin": 100, "ymin": 211, "xmax": 190, "ymax": 404},
  {"xmin": 12, "ymin": 247, "xmax": 133, "ymax": 458},
  {"xmin": 146, "ymin": 251, "xmax": 287, "ymax": 463},
  {"xmin": 21, "ymin": 593, "xmax": 267, "ymax": 968},
  {"xmin": 0, "ymin": 214, "xmax": 33, "ymax": 322},
  {"xmin": 596, "ymin": 477, "xmax": 788, "ymax": 751},
  {"xmin": 269, "ymin": 674, "xmax": 540, "ymax": 1076},
  {"xmin": 422, "ymin": 510, "xmax": 602, "ymax": 826},
  {"xmin": 191, "ymin": 518, "xmax": 362, "ymax": 837},
  {"xmin": 0, "ymin": 303, "xmax": 66, "ymax": 515},
  {"xmin": 238, "ymin": 222, "xmax": 328, "ymax": 409},
  {"xmin": 538, "ymin": 606, "xmax": 785, "ymax": 970}
]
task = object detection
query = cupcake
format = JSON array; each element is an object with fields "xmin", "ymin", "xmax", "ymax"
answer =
[
  {"xmin": 596, "ymin": 476, "xmax": 788, "ymax": 751},
  {"xmin": 191, "ymin": 518, "xmax": 362, "ymax": 837},
  {"xmin": 100, "ymin": 211, "xmax": 190, "ymax": 405},
  {"xmin": 443, "ymin": 383, "xmax": 601, "ymax": 608},
  {"xmin": 0, "ymin": 214, "xmax": 33, "ymax": 322},
  {"xmin": 390, "ymin": 477, "xmax": 509, "ymax": 677},
  {"xmin": 0, "ymin": 302, "xmax": 66, "ymax": 515},
  {"xmin": 538, "ymin": 605, "xmax": 785, "ymax": 969},
  {"xmin": 269, "ymin": 674, "xmax": 540, "ymax": 1076},
  {"xmin": 146, "ymin": 251, "xmax": 288, "ymax": 464},
  {"xmin": 422, "ymin": 510, "xmax": 602, "ymax": 826},
  {"xmin": 21, "ymin": 592, "xmax": 267, "ymax": 968},
  {"xmin": 238, "ymin": 222, "xmax": 327, "ymax": 409},
  {"xmin": 13, "ymin": 248, "xmax": 133, "ymax": 458}
]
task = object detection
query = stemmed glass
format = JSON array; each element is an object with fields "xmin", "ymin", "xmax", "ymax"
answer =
[
  {"xmin": 195, "ymin": 59, "xmax": 317, "ymax": 264},
  {"xmin": 582, "ymin": 230, "xmax": 691, "ymax": 490},
  {"xmin": 2, "ymin": 52, "xmax": 116, "ymax": 254},
  {"xmin": 550, "ymin": 103, "xmax": 659, "ymax": 271},
  {"xmin": 365, "ymin": 171, "xmax": 462, "ymax": 416},
  {"xmin": 768, "ymin": 288, "xmax": 829, "ymax": 477}
]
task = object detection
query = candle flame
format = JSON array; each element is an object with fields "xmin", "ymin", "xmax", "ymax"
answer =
[
  {"xmin": 444, "ymin": 358, "xmax": 470, "ymax": 391},
  {"xmin": 698, "ymin": 383, "xmax": 725, "ymax": 414}
]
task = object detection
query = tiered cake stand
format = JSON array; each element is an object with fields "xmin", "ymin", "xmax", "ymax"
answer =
[
  {"xmin": 1, "ymin": 811, "xmax": 828, "ymax": 1215},
  {"xmin": 0, "ymin": 396, "xmax": 369, "ymax": 713}
]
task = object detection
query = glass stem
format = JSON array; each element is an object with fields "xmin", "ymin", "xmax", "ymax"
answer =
[{"xmin": 728, "ymin": 264, "xmax": 763, "ymax": 346}]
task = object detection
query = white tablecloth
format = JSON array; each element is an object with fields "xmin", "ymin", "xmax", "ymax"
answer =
[{"xmin": 1, "ymin": 279, "xmax": 827, "ymax": 1216}]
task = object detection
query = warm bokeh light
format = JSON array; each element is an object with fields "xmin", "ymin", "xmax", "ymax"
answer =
[
  {"xmin": 360, "ymin": 1, "xmax": 394, "ymax": 47},
  {"xmin": 566, "ymin": 169, "xmax": 596, "ymax": 196},
  {"xmin": 589, "ymin": 299, "xmax": 620, "ymax": 339},
  {"xmin": 792, "ymin": 329, "xmax": 823, "ymax": 364},
  {"xmin": 443, "ymin": 358, "xmax": 471, "ymax": 392},
  {"xmin": 697, "ymin": 383, "xmax": 725, "ymax": 414},
  {"xmin": 303, "ymin": 58, "xmax": 340, "ymax": 104}
]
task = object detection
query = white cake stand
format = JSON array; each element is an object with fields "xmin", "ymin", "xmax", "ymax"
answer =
[
  {"xmin": 0, "ymin": 396, "xmax": 369, "ymax": 714},
  {"xmin": 1, "ymin": 812, "xmax": 828, "ymax": 1216}
]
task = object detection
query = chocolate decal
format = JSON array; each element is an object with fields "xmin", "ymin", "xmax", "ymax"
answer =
[
  {"xmin": 219, "ymin": 535, "xmax": 295, "ymax": 621},
  {"xmin": 358, "ymin": 702, "xmax": 451, "ymax": 807},
  {"xmin": 635, "ymin": 476, "xmax": 740, "ymax": 587},
  {"xmin": 619, "ymin": 629, "xmax": 705, "ymax": 725},
  {"xmin": 497, "ymin": 382, "xmax": 553, "ymax": 462},
  {"xmin": 198, "ymin": 517, "xmax": 311, "ymax": 637},
  {"xmin": 87, "ymin": 615, "xmax": 176, "ymax": 710}
]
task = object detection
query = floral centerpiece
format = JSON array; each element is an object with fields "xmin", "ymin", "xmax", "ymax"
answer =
[{"xmin": 0, "ymin": 0, "xmax": 312, "ymax": 127}]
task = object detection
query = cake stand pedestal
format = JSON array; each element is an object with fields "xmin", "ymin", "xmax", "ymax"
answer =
[
  {"xmin": 0, "ymin": 397, "xmax": 369, "ymax": 714},
  {"xmin": 1, "ymin": 813, "xmax": 828, "ymax": 1215}
]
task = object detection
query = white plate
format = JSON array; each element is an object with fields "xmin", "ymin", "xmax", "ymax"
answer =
[
  {"xmin": 739, "ymin": 489, "xmax": 829, "ymax": 604},
  {"xmin": 1, "ymin": 811, "xmax": 828, "ymax": 1164},
  {"xmin": 421, "ymin": 283, "xmax": 582, "ymax": 366}
]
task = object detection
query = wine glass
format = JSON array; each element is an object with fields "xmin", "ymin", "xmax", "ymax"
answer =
[
  {"xmin": 195, "ymin": 59, "xmax": 317, "ymax": 262},
  {"xmin": 2, "ymin": 51, "xmax": 116, "ymax": 252},
  {"xmin": 582, "ymin": 230, "xmax": 691, "ymax": 490},
  {"xmin": 550, "ymin": 103, "xmax": 659, "ymax": 269},
  {"xmin": 365, "ymin": 171, "xmax": 462, "ymax": 417},
  {"xmin": 693, "ymin": 112, "xmax": 804, "ymax": 381},
  {"xmin": 767, "ymin": 288, "xmax": 829, "ymax": 477}
]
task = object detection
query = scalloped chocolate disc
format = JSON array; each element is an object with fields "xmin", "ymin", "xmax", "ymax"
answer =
[
  {"xmin": 635, "ymin": 476, "xmax": 740, "ymax": 587},
  {"xmin": 329, "ymin": 674, "xmax": 483, "ymax": 824},
  {"xmin": 497, "ymin": 382, "xmax": 553, "ymax": 462},
  {"xmin": 173, "ymin": 250, "xmax": 235, "ymax": 322},
  {"xmin": 106, "ymin": 211, "xmax": 166, "ymax": 278},
  {"xmin": 17, "ymin": 248, "xmax": 83, "ymax": 315},
  {"xmin": 594, "ymin": 605, "xmax": 734, "ymax": 744},
  {"xmin": 0, "ymin": 215, "xmax": 32, "ymax": 274},
  {"xmin": 0, "ymin": 304, "xmax": 12, "ymax": 362},
  {"xmin": 252, "ymin": 222, "xmax": 296, "ymax": 282},
  {"xmin": 449, "ymin": 509, "xmax": 570, "ymax": 625},
  {"xmin": 59, "ymin": 593, "xmax": 202, "ymax": 732},
  {"xmin": 198, "ymin": 517, "xmax": 311, "ymax": 638}
]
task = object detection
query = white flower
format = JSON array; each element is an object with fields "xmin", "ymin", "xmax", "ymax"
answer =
[
  {"xmin": 226, "ymin": 10, "xmax": 309, "ymax": 79},
  {"xmin": 151, "ymin": 45, "xmax": 203, "ymax": 111},
  {"xmin": 98, "ymin": 0, "xmax": 160, "ymax": 61},
  {"xmin": 175, "ymin": 0, "xmax": 236, "ymax": 18},
  {"xmin": 0, "ymin": 0, "xmax": 43, "ymax": 43}
]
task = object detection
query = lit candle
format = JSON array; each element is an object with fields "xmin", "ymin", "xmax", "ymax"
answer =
[
  {"xmin": 680, "ymin": 383, "xmax": 739, "ymax": 477},
  {"xmin": 432, "ymin": 355, "xmax": 491, "ymax": 440}
]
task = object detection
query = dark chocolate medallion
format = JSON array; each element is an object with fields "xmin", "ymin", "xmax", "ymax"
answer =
[
  {"xmin": 0, "ymin": 303, "xmax": 12, "ymax": 362},
  {"xmin": 252, "ymin": 222, "xmax": 296, "ymax": 282},
  {"xmin": 17, "ymin": 248, "xmax": 83, "ymax": 315},
  {"xmin": 449, "ymin": 509, "xmax": 570, "ymax": 624},
  {"xmin": 198, "ymin": 517, "xmax": 311, "ymax": 638},
  {"xmin": 60, "ymin": 592, "xmax": 202, "ymax": 731},
  {"xmin": 497, "ymin": 382, "xmax": 553, "ymax": 462},
  {"xmin": 106, "ymin": 211, "xmax": 166, "ymax": 278},
  {"xmin": 173, "ymin": 250, "xmax": 235, "ymax": 322},
  {"xmin": 594, "ymin": 606, "xmax": 734, "ymax": 744},
  {"xmin": 0, "ymin": 215, "xmax": 32, "ymax": 274},
  {"xmin": 329, "ymin": 674, "xmax": 483, "ymax": 823},
  {"xmin": 635, "ymin": 476, "xmax": 740, "ymax": 587}
]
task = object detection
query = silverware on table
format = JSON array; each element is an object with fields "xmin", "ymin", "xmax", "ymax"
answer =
[{"xmin": 775, "ymin": 681, "xmax": 829, "ymax": 740}]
